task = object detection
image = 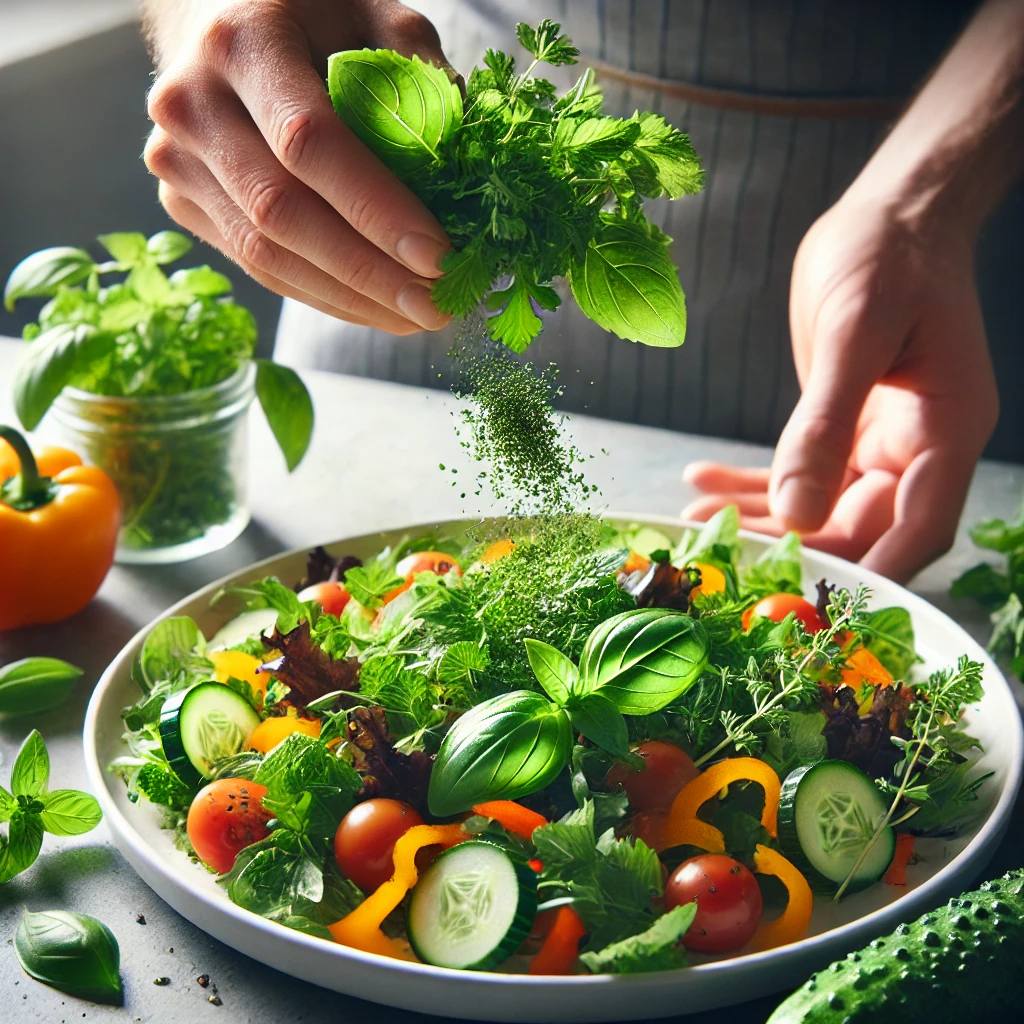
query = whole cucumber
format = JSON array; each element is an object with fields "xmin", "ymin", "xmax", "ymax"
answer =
[{"xmin": 768, "ymin": 869, "xmax": 1024, "ymax": 1022}]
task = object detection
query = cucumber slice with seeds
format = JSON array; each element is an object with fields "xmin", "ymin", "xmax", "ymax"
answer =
[
  {"xmin": 778, "ymin": 760, "xmax": 895, "ymax": 894},
  {"xmin": 406, "ymin": 841, "xmax": 538, "ymax": 970}
]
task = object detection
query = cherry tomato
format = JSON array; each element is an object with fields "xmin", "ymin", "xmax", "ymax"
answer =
[
  {"xmin": 383, "ymin": 551, "xmax": 462, "ymax": 604},
  {"xmin": 742, "ymin": 593, "xmax": 827, "ymax": 633},
  {"xmin": 333, "ymin": 798, "xmax": 424, "ymax": 891},
  {"xmin": 298, "ymin": 581, "xmax": 351, "ymax": 616},
  {"xmin": 186, "ymin": 778, "xmax": 273, "ymax": 875},
  {"xmin": 664, "ymin": 854, "xmax": 763, "ymax": 953},
  {"xmin": 606, "ymin": 741, "xmax": 698, "ymax": 812}
]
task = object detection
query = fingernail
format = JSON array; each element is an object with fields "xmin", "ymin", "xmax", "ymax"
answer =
[
  {"xmin": 773, "ymin": 476, "xmax": 831, "ymax": 531},
  {"xmin": 396, "ymin": 282, "xmax": 449, "ymax": 331},
  {"xmin": 396, "ymin": 232, "xmax": 449, "ymax": 278}
]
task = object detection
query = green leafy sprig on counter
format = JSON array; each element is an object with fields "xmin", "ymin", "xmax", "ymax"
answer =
[
  {"xmin": 0, "ymin": 658, "xmax": 82, "ymax": 715},
  {"xmin": 328, "ymin": 20, "xmax": 703, "ymax": 351},
  {"xmin": 3, "ymin": 230, "xmax": 313, "ymax": 471},
  {"xmin": 1, "ymin": 731, "xmax": 102, "ymax": 883}
]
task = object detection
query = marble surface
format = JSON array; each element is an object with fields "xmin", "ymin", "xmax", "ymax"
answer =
[{"xmin": 1, "ymin": 335, "xmax": 1022, "ymax": 1023}]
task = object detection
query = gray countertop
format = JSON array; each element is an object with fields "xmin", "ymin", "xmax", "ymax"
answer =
[{"xmin": 1, "ymin": 334, "xmax": 1022, "ymax": 1023}]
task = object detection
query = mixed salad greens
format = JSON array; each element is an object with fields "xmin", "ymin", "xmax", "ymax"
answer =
[{"xmin": 110, "ymin": 508, "xmax": 989, "ymax": 975}]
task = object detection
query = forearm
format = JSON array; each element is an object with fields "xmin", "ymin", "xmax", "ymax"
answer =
[{"xmin": 849, "ymin": 0, "xmax": 1024, "ymax": 238}]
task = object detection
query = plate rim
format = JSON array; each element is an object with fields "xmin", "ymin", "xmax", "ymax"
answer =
[{"xmin": 83, "ymin": 514, "xmax": 1024, "ymax": 994}]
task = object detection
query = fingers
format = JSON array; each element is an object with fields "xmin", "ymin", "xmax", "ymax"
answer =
[
  {"xmin": 683, "ymin": 462, "xmax": 771, "ymax": 493},
  {"xmin": 149, "ymin": 133, "xmax": 422, "ymax": 334},
  {"xmin": 682, "ymin": 492, "xmax": 770, "ymax": 522},
  {"xmin": 860, "ymin": 448, "xmax": 975, "ymax": 584}
]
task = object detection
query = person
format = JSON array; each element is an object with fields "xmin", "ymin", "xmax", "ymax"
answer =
[{"xmin": 139, "ymin": 0, "xmax": 1024, "ymax": 584}]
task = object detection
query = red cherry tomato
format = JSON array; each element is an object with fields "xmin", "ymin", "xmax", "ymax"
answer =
[
  {"xmin": 333, "ymin": 798, "xmax": 424, "ymax": 891},
  {"xmin": 664, "ymin": 854, "xmax": 763, "ymax": 953},
  {"xmin": 606, "ymin": 741, "xmax": 698, "ymax": 812},
  {"xmin": 383, "ymin": 551, "xmax": 462, "ymax": 604},
  {"xmin": 742, "ymin": 593, "xmax": 827, "ymax": 633},
  {"xmin": 298, "ymin": 581, "xmax": 351, "ymax": 616},
  {"xmin": 186, "ymin": 778, "xmax": 273, "ymax": 875}
]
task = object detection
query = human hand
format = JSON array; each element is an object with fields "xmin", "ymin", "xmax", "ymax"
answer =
[
  {"xmin": 142, "ymin": 0, "xmax": 455, "ymax": 334},
  {"xmin": 682, "ymin": 191, "xmax": 998, "ymax": 584}
]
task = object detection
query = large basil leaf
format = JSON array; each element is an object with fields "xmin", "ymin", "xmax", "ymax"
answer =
[
  {"xmin": 568, "ymin": 217, "xmax": 686, "ymax": 348},
  {"xmin": 39, "ymin": 790, "xmax": 103, "ymax": 837},
  {"xmin": 328, "ymin": 49, "xmax": 462, "ymax": 176},
  {"xmin": 0, "ymin": 809, "xmax": 45, "ymax": 883},
  {"xmin": 11, "ymin": 729, "xmax": 50, "ymax": 797},
  {"xmin": 14, "ymin": 323, "xmax": 115, "ymax": 430},
  {"xmin": 255, "ymin": 359, "xmax": 314, "ymax": 472},
  {"xmin": 0, "ymin": 658, "xmax": 82, "ymax": 715},
  {"xmin": 98, "ymin": 232, "xmax": 149, "ymax": 267},
  {"xmin": 863, "ymin": 607, "xmax": 919, "ymax": 679},
  {"xmin": 579, "ymin": 609, "xmax": 708, "ymax": 715},
  {"xmin": 15, "ymin": 910, "xmax": 122, "ymax": 1005},
  {"xmin": 428, "ymin": 690, "xmax": 572, "ymax": 816},
  {"xmin": 4, "ymin": 247, "xmax": 95, "ymax": 311},
  {"xmin": 524, "ymin": 637, "xmax": 578, "ymax": 703}
]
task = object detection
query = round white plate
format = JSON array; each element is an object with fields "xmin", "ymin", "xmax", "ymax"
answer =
[{"xmin": 84, "ymin": 516, "xmax": 1023, "ymax": 1022}]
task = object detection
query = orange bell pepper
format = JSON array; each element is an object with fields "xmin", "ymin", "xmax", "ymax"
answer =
[
  {"xmin": 750, "ymin": 845, "xmax": 813, "ymax": 951},
  {"xmin": 472, "ymin": 800, "xmax": 548, "ymax": 840},
  {"xmin": 841, "ymin": 646, "xmax": 894, "ymax": 692},
  {"xmin": 658, "ymin": 757, "xmax": 781, "ymax": 853},
  {"xmin": 328, "ymin": 823, "xmax": 467, "ymax": 959},
  {"xmin": 884, "ymin": 833, "xmax": 916, "ymax": 886},
  {"xmin": 529, "ymin": 906, "xmax": 587, "ymax": 975},
  {"xmin": 0, "ymin": 425, "xmax": 120, "ymax": 631},
  {"xmin": 688, "ymin": 561, "xmax": 726, "ymax": 599}
]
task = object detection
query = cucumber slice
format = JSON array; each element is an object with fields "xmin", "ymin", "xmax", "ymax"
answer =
[
  {"xmin": 160, "ymin": 682, "xmax": 261, "ymax": 786},
  {"xmin": 406, "ymin": 841, "xmax": 538, "ymax": 970},
  {"xmin": 778, "ymin": 760, "xmax": 896, "ymax": 894},
  {"xmin": 207, "ymin": 608, "xmax": 279, "ymax": 652}
]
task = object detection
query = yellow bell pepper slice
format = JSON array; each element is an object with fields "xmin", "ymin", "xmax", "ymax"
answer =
[
  {"xmin": 328, "ymin": 823, "xmax": 467, "ymax": 959},
  {"xmin": 688, "ymin": 561, "xmax": 726, "ymax": 598},
  {"xmin": 658, "ymin": 757, "xmax": 781, "ymax": 852},
  {"xmin": 750, "ymin": 844, "xmax": 813, "ymax": 951},
  {"xmin": 209, "ymin": 650, "xmax": 267, "ymax": 697}
]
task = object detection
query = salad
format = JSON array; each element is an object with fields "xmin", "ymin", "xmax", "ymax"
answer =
[{"xmin": 110, "ymin": 508, "xmax": 989, "ymax": 975}]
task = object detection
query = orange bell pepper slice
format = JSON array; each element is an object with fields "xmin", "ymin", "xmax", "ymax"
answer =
[
  {"xmin": 529, "ymin": 905, "xmax": 587, "ymax": 975},
  {"xmin": 841, "ymin": 646, "xmax": 894, "ymax": 691},
  {"xmin": 472, "ymin": 800, "xmax": 548, "ymax": 840},
  {"xmin": 750, "ymin": 844, "xmax": 813, "ymax": 951},
  {"xmin": 658, "ymin": 757, "xmax": 781, "ymax": 853},
  {"xmin": 328, "ymin": 823, "xmax": 467, "ymax": 959},
  {"xmin": 884, "ymin": 833, "xmax": 916, "ymax": 886},
  {"xmin": 688, "ymin": 561, "xmax": 726, "ymax": 599}
]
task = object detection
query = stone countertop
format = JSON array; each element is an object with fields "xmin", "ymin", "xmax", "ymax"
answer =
[{"xmin": 1, "ymin": 335, "xmax": 1022, "ymax": 1024}]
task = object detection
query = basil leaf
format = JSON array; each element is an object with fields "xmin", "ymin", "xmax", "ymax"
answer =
[
  {"xmin": 14, "ymin": 323, "xmax": 115, "ymax": 430},
  {"xmin": 168, "ymin": 265, "xmax": 232, "ymax": 297},
  {"xmin": 524, "ymin": 638, "xmax": 578, "ymax": 703},
  {"xmin": 568, "ymin": 217, "xmax": 686, "ymax": 348},
  {"xmin": 127, "ymin": 263, "xmax": 173, "ymax": 305},
  {"xmin": 328, "ymin": 49, "xmax": 462, "ymax": 175},
  {"xmin": 742, "ymin": 531, "xmax": 803, "ymax": 598},
  {"xmin": 0, "ymin": 785, "xmax": 15, "ymax": 822},
  {"xmin": 567, "ymin": 692, "xmax": 630, "ymax": 758},
  {"xmin": 138, "ymin": 616, "xmax": 206, "ymax": 691},
  {"xmin": 98, "ymin": 232, "xmax": 148, "ymax": 267},
  {"xmin": 146, "ymin": 230, "xmax": 193, "ymax": 265},
  {"xmin": 39, "ymin": 789, "xmax": 102, "ymax": 837},
  {"xmin": 11, "ymin": 729, "xmax": 50, "ymax": 797},
  {"xmin": 15, "ymin": 910, "xmax": 122, "ymax": 1005},
  {"xmin": 863, "ymin": 607, "xmax": 919, "ymax": 679},
  {"xmin": 0, "ymin": 809, "xmax": 45, "ymax": 882},
  {"xmin": 428, "ymin": 690, "xmax": 572, "ymax": 815},
  {"xmin": 4, "ymin": 247, "xmax": 95, "ymax": 311},
  {"xmin": 255, "ymin": 359, "xmax": 314, "ymax": 472},
  {"xmin": 579, "ymin": 609, "xmax": 709, "ymax": 715},
  {"xmin": 0, "ymin": 658, "xmax": 83, "ymax": 715}
]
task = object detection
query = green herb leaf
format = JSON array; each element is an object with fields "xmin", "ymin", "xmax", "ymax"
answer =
[
  {"xmin": 98, "ymin": 232, "xmax": 148, "ymax": 267},
  {"xmin": 568, "ymin": 217, "xmax": 687, "ymax": 348},
  {"xmin": 127, "ymin": 263, "xmax": 173, "ymax": 305},
  {"xmin": 580, "ymin": 902, "xmax": 696, "ymax": 974},
  {"xmin": 328, "ymin": 49, "xmax": 462, "ymax": 175},
  {"xmin": 146, "ymin": 230, "xmax": 193, "ymax": 265},
  {"xmin": 11, "ymin": 729, "xmax": 50, "ymax": 797},
  {"xmin": 742, "ymin": 531, "xmax": 803, "ymax": 598},
  {"xmin": 951, "ymin": 562, "xmax": 1013, "ymax": 609},
  {"xmin": 432, "ymin": 242, "xmax": 496, "ymax": 316},
  {"xmin": 862, "ymin": 607, "xmax": 918, "ymax": 679},
  {"xmin": 39, "ymin": 790, "xmax": 102, "ymax": 837},
  {"xmin": 989, "ymin": 594, "xmax": 1024, "ymax": 677},
  {"xmin": 578, "ymin": 608, "xmax": 709, "ymax": 715},
  {"xmin": 137, "ymin": 616, "xmax": 207, "ymax": 692},
  {"xmin": 343, "ymin": 562, "xmax": 404, "ymax": 611},
  {"xmin": 968, "ymin": 501, "xmax": 1024, "ymax": 553},
  {"xmin": 524, "ymin": 638, "xmax": 578, "ymax": 703},
  {"xmin": 13, "ymin": 323, "xmax": 115, "ymax": 430},
  {"xmin": 0, "ymin": 658, "xmax": 83, "ymax": 715},
  {"xmin": 168, "ymin": 265, "xmax": 232, "ymax": 297},
  {"xmin": 626, "ymin": 112, "xmax": 704, "ymax": 199},
  {"xmin": 436, "ymin": 641, "xmax": 490, "ymax": 686},
  {"xmin": 567, "ymin": 691, "xmax": 630, "ymax": 757},
  {"xmin": 255, "ymin": 359, "xmax": 314, "ymax": 471},
  {"xmin": 0, "ymin": 810, "xmax": 45, "ymax": 883},
  {"xmin": 428, "ymin": 690, "xmax": 572, "ymax": 815},
  {"xmin": 515, "ymin": 19, "xmax": 579, "ymax": 65},
  {"xmin": 15, "ymin": 910, "xmax": 122, "ymax": 1005},
  {"xmin": 486, "ymin": 276, "xmax": 544, "ymax": 352},
  {"xmin": 4, "ymin": 247, "xmax": 95, "ymax": 311}
]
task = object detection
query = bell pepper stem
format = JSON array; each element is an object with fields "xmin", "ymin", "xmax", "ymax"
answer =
[{"xmin": 0, "ymin": 425, "xmax": 56, "ymax": 510}]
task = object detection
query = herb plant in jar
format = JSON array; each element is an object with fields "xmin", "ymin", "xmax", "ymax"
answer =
[{"xmin": 3, "ymin": 230, "xmax": 313, "ymax": 563}]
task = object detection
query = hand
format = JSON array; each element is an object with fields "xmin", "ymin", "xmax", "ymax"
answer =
[
  {"xmin": 682, "ymin": 191, "xmax": 999, "ymax": 584},
  {"xmin": 142, "ymin": 0, "xmax": 455, "ymax": 334}
]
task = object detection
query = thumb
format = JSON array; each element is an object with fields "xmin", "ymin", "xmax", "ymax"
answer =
[{"xmin": 770, "ymin": 313, "xmax": 901, "ymax": 532}]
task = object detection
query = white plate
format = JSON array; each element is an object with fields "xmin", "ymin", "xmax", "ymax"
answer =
[{"xmin": 84, "ymin": 517, "xmax": 1023, "ymax": 1022}]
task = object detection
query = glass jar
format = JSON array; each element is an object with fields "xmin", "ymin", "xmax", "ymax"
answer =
[{"xmin": 49, "ymin": 363, "xmax": 255, "ymax": 564}]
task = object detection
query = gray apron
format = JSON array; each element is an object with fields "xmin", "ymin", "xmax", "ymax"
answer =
[{"xmin": 274, "ymin": 0, "xmax": 1022, "ymax": 461}]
